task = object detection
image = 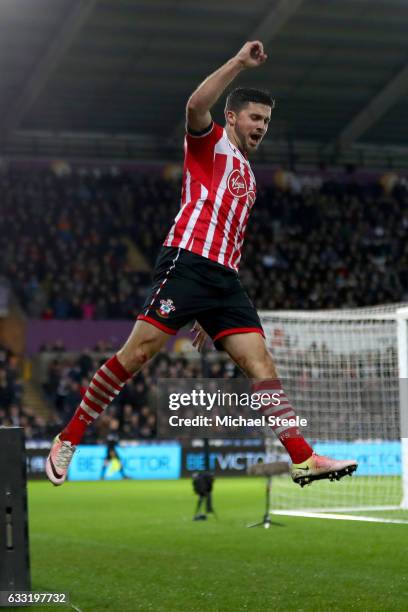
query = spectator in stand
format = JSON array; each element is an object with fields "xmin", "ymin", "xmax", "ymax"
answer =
[
  {"xmin": 40, "ymin": 348, "xmax": 241, "ymax": 443},
  {"xmin": 2, "ymin": 165, "xmax": 408, "ymax": 444},
  {"xmin": 2, "ymin": 166, "xmax": 408, "ymax": 318},
  {"xmin": 0, "ymin": 168, "xmax": 150, "ymax": 320},
  {"xmin": 0, "ymin": 341, "xmax": 62, "ymax": 440}
]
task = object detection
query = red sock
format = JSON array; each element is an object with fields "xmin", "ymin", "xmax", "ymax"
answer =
[
  {"xmin": 60, "ymin": 355, "xmax": 131, "ymax": 445},
  {"xmin": 252, "ymin": 379, "xmax": 313, "ymax": 464}
]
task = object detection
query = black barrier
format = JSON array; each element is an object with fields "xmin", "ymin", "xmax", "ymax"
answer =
[{"xmin": 0, "ymin": 428, "xmax": 31, "ymax": 590}]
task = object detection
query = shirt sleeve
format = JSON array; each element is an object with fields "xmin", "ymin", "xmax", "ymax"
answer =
[
  {"xmin": 186, "ymin": 122, "xmax": 214, "ymax": 137},
  {"xmin": 185, "ymin": 121, "xmax": 223, "ymax": 159},
  {"xmin": 184, "ymin": 122, "xmax": 224, "ymax": 189}
]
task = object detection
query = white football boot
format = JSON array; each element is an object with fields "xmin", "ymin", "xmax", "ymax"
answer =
[
  {"xmin": 292, "ymin": 452, "xmax": 358, "ymax": 487},
  {"xmin": 45, "ymin": 435, "xmax": 76, "ymax": 486}
]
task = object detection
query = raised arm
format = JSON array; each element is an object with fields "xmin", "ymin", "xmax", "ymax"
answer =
[{"xmin": 186, "ymin": 40, "xmax": 268, "ymax": 132}]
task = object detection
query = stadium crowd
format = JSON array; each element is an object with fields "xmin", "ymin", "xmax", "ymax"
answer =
[
  {"xmin": 40, "ymin": 348, "xmax": 239, "ymax": 443},
  {"xmin": 1, "ymin": 167, "xmax": 408, "ymax": 320},
  {"xmin": 0, "ymin": 168, "xmax": 150, "ymax": 320},
  {"xmin": 0, "ymin": 335, "xmax": 397, "ymax": 441},
  {"xmin": 243, "ymin": 177, "xmax": 407, "ymax": 309},
  {"xmin": 1, "ymin": 165, "xmax": 407, "ymax": 441},
  {"xmin": 0, "ymin": 342, "xmax": 50, "ymax": 439}
]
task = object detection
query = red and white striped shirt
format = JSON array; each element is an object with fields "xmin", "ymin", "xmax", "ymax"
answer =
[{"xmin": 164, "ymin": 122, "xmax": 256, "ymax": 271}]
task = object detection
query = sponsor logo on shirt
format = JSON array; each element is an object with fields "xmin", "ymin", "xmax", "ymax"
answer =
[{"xmin": 227, "ymin": 169, "xmax": 255, "ymax": 207}]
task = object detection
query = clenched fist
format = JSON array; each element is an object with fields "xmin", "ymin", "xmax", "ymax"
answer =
[{"xmin": 235, "ymin": 41, "xmax": 268, "ymax": 69}]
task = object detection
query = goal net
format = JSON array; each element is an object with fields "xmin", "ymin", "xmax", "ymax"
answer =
[{"xmin": 259, "ymin": 304, "xmax": 408, "ymax": 518}]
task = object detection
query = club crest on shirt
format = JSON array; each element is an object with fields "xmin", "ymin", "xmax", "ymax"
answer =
[
  {"xmin": 156, "ymin": 298, "xmax": 176, "ymax": 318},
  {"xmin": 227, "ymin": 169, "xmax": 255, "ymax": 207}
]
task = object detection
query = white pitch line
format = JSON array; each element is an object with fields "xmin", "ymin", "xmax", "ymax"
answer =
[
  {"xmin": 274, "ymin": 504, "xmax": 401, "ymax": 513},
  {"xmin": 272, "ymin": 510, "xmax": 408, "ymax": 524},
  {"xmin": 70, "ymin": 604, "xmax": 82, "ymax": 612}
]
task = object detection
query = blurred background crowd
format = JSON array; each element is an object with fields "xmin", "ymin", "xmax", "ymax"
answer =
[
  {"xmin": 2, "ymin": 167, "xmax": 407, "ymax": 320},
  {"xmin": 1, "ymin": 340, "xmax": 241, "ymax": 441},
  {"xmin": 0, "ymin": 342, "xmax": 45, "ymax": 438},
  {"xmin": 1, "ymin": 165, "xmax": 407, "ymax": 440}
]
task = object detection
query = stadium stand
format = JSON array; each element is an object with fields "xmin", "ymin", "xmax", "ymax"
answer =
[
  {"xmin": 0, "ymin": 342, "xmax": 53, "ymax": 439},
  {"xmin": 243, "ymin": 177, "xmax": 407, "ymax": 309},
  {"xmin": 0, "ymin": 169, "xmax": 150, "ymax": 320},
  {"xmin": 35, "ymin": 348, "xmax": 239, "ymax": 443},
  {"xmin": 1, "ymin": 165, "xmax": 408, "ymax": 440},
  {"xmin": 1, "ymin": 168, "xmax": 407, "ymax": 322}
]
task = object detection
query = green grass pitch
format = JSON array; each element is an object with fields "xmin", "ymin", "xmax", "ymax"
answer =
[{"xmin": 28, "ymin": 478, "xmax": 407, "ymax": 612}]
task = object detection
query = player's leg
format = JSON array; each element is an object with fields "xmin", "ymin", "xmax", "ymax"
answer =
[
  {"xmin": 100, "ymin": 450, "xmax": 110, "ymax": 480},
  {"xmin": 46, "ymin": 246, "xmax": 202, "ymax": 486},
  {"xmin": 219, "ymin": 331, "xmax": 358, "ymax": 486},
  {"xmin": 45, "ymin": 320, "xmax": 171, "ymax": 485},
  {"xmin": 219, "ymin": 330, "xmax": 313, "ymax": 462}
]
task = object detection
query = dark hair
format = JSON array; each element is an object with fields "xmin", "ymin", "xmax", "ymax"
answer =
[{"xmin": 225, "ymin": 87, "xmax": 275, "ymax": 114}]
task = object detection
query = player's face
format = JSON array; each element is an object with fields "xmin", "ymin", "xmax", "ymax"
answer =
[{"xmin": 228, "ymin": 102, "xmax": 272, "ymax": 154}]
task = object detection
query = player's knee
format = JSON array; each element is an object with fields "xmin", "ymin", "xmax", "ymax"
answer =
[
  {"xmin": 117, "ymin": 344, "xmax": 151, "ymax": 374},
  {"xmin": 234, "ymin": 352, "xmax": 252, "ymax": 372},
  {"xmin": 134, "ymin": 346, "xmax": 149, "ymax": 366},
  {"xmin": 237, "ymin": 347, "xmax": 274, "ymax": 378},
  {"xmin": 258, "ymin": 351, "xmax": 277, "ymax": 378}
]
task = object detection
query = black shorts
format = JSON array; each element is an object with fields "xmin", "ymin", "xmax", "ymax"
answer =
[{"xmin": 137, "ymin": 246, "xmax": 264, "ymax": 349}]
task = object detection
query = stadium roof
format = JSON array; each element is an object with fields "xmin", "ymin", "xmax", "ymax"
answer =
[{"xmin": 2, "ymin": 0, "xmax": 408, "ymax": 167}]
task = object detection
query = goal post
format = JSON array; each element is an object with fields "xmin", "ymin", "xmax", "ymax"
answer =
[
  {"xmin": 259, "ymin": 304, "xmax": 408, "ymax": 515},
  {"xmin": 396, "ymin": 307, "xmax": 408, "ymax": 510}
]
